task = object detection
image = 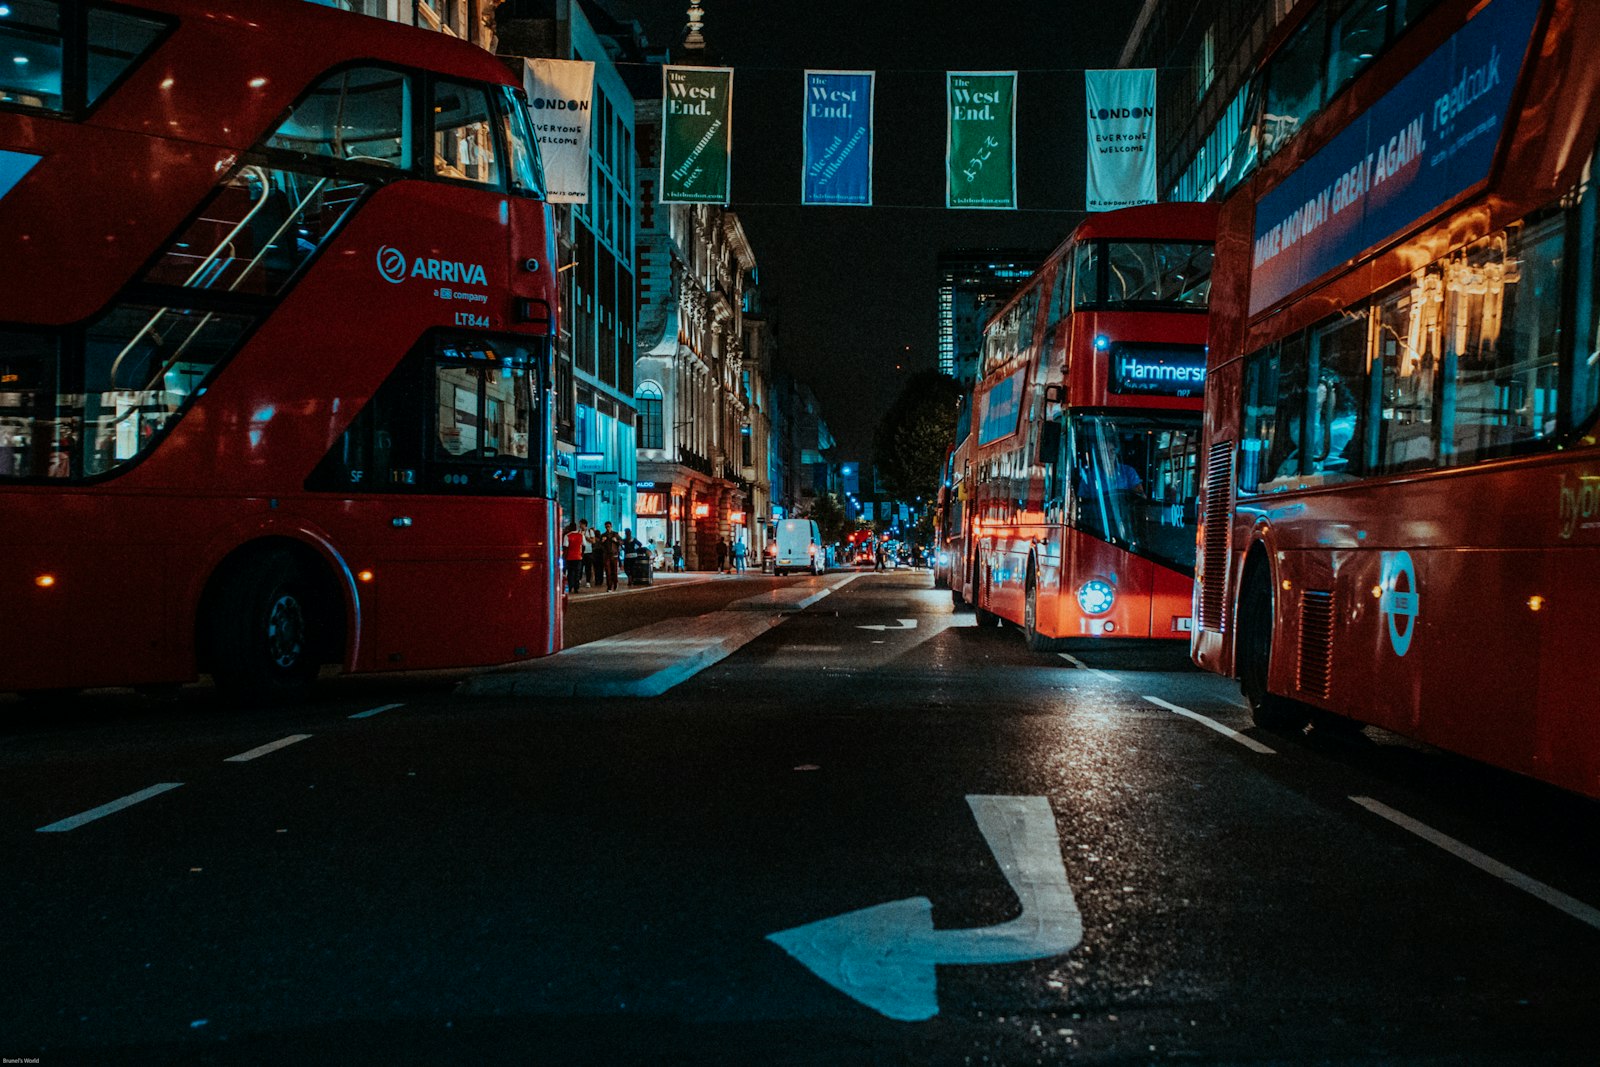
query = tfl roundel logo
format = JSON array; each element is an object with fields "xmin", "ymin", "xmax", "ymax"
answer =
[
  {"xmin": 376, "ymin": 245, "xmax": 408, "ymax": 284},
  {"xmin": 1379, "ymin": 550, "xmax": 1419, "ymax": 657}
]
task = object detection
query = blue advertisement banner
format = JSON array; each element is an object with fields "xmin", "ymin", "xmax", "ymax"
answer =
[
  {"xmin": 802, "ymin": 71, "xmax": 874, "ymax": 206},
  {"xmin": 978, "ymin": 367, "xmax": 1027, "ymax": 446},
  {"xmin": 1249, "ymin": 0, "xmax": 1542, "ymax": 315}
]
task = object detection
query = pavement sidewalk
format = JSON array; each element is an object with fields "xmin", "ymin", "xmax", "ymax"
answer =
[
  {"xmin": 459, "ymin": 573, "xmax": 862, "ymax": 699},
  {"xmin": 564, "ymin": 568, "xmax": 770, "ymax": 601}
]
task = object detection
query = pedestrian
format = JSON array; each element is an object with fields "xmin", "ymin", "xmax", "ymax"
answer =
[
  {"xmin": 672, "ymin": 541, "xmax": 684, "ymax": 572},
  {"xmin": 599, "ymin": 521, "xmax": 623, "ymax": 591},
  {"xmin": 733, "ymin": 538, "xmax": 746, "ymax": 573},
  {"xmin": 562, "ymin": 521, "xmax": 585, "ymax": 595},
  {"xmin": 580, "ymin": 519, "xmax": 597, "ymax": 587},
  {"xmin": 875, "ymin": 542, "xmax": 886, "ymax": 572},
  {"xmin": 715, "ymin": 536, "xmax": 729, "ymax": 573}
]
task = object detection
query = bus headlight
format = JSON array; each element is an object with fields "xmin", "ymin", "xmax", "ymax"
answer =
[{"xmin": 1077, "ymin": 578, "xmax": 1115, "ymax": 616}]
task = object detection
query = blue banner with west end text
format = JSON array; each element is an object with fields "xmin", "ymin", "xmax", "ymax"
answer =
[{"xmin": 802, "ymin": 70, "xmax": 874, "ymax": 206}]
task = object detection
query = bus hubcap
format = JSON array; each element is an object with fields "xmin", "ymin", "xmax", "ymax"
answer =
[{"xmin": 266, "ymin": 594, "xmax": 306, "ymax": 670}]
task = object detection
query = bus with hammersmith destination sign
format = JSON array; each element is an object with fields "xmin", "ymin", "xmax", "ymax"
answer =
[{"xmin": 958, "ymin": 203, "xmax": 1218, "ymax": 649}]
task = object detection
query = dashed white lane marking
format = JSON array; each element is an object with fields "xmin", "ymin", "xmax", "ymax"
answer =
[
  {"xmin": 37, "ymin": 783, "xmax": 184, "ymax": 833},
  {"xmin": 224, "ymin": 734, "xmax": 312, "ymax": 763},
  {"xmin": 349, "ymin": 703, "xmax": 403, "ymax": 719},
  {"xmin": 1143, "ymin": 695, "xmax": 1277, "ymax": 755},
  {"xmin": 1058, "ymin": 652, "xmax": 1115, "ymax": 681},
  {"xmin": 1351, "ymin": 796, "xmax": 1600, "ymax": 932}
]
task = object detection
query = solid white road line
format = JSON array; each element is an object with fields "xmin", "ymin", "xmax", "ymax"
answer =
[
  {"xmin": 349, "ymin": 703, "xmax": 403, "ymax": 720},
  {"xmin": 1351, "ymin": 796, "xmax": 1600, "ymax": 932},
  {"xmin": 224, "ymin": 734, "xmax": 312, "ymax": 763},
  {"xmin": 1143, "ymin": 695, "xmax": 1277, "ymax": 755},
  {"xmin": 37, "ymin": 782, "xmax": 184, "ymax": 833},
  {"xmin": 1058, "ymin": 652, "xmax": 1115, "ymax": 681}
]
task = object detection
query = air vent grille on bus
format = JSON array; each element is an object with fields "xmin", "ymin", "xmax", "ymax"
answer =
[
  {"xmin": 1297, "ymin": 590, "xmax": 1335, "ymax": 699},
  {"xmin": 1198, "ymin": 441, "xmax": 1233, "ymax": 632}
]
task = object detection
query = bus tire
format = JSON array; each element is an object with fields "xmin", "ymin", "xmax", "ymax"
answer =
[
  {"xmin": 966, "ymin": 566, "xmax": 992, "ymax": 627},
  {"xmin": 205, "ymin": 549, "xmax": 324, "ymax": 706},
  {"xmin": 1238, "ymin": 562, "xmax": 1306, "ymax": 732},
  {"xmin": 1024, "ymin": 573, "xmax": 1066, "ymax": 653}
]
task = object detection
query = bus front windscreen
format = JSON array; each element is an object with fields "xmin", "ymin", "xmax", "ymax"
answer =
[
  {"xmin": 1100, "ymin": 241, "xmax": 1213, "ymax": 310},
  {"xmin": 1069, "ymin": 412, "xmax": 1202, "ymax": 574}
]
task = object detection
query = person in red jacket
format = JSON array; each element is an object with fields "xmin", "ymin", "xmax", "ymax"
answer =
[{"xmin": 562, "ymin": 521, "xmax": 585, "ymax": 595}]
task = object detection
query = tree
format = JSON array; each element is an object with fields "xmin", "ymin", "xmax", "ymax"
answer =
[
  {"xmin": 805, "ymin": 491, "xmax": 848, "ymax": 545},
  {"xmin": 873, "ymin": 370, "xmax": 962, "ymax": 504}
]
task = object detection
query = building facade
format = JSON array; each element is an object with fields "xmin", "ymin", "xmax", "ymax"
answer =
[
  {"xmin": 499, "ymin": 1, "xmax": 644, "ymax": 531},
  {"xmin": 935, "ymin": 250, "xmax": 1046, "ymax": 388},
  {"xmin": 1117, "ymin": 0, "xmax": 1294, "ymax": 203},
  {"xmin": 632, "ymin": 146, "xmax": 762, "ymax": 569}
]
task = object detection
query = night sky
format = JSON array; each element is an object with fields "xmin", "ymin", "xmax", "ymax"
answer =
[{"xmin": 613, "ymin": 0, "xmax": 1146, "ymax": 456}]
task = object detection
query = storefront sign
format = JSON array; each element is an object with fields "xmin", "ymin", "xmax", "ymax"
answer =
[
  {"xmin": 946, "ymin": 72, "xmax": 1016, "ymax": 209},
  {"xmin": 521, "ymin": 59, "xmax": 595, "ymax": 204},
  {"xmin": 575, "ymin": 451, "xmax": 604, "ymax": 472},
  {"xmin": 802, "ymin": 70, "xmax": 874, "ymax": 206},
  {"xmin": 1084, "ymin": 68, "xmax": 1157, "ymax": 211},
  {"xmin": 661, "ymin": 65, "xmax": 734, "ymax": 204},
  {"xmin": 1249, "ymin": 0, "xmax": 1541, "ymax": 314}
]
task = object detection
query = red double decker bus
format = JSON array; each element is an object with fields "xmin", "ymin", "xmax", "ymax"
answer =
[
  {"xmin": 1193, "ymin": 0, "xmax": 1600, "ymax": 795},
  {"xmin": 1, "ymin": 0, "xmax": 560, "ymax": 702},
  {"xmin": 959, "ymin": 203, "xmax": 1217, "ymax": 649}
]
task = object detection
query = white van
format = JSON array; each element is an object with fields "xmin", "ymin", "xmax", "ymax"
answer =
[{"xmin": 774, "ymin": 518, "xmax": 823, "ymax": 576}]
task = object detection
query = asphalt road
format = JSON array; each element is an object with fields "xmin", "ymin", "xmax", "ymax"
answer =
[{"xmin": 3, "ymin": 569, "xmax": 1598, "ymax": 1064}]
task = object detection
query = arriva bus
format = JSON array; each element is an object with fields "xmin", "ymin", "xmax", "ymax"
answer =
[
  {"xmin": 0, "ymin": 0, "xmax": 560, "ymax": 702},
  {"xmin": 1192, "ymin": 0, "xmax": 1600, "ymax": 796},
  {"xmin": 960, "ymin": 203, "xmax": 1218, "ymax": 649}
]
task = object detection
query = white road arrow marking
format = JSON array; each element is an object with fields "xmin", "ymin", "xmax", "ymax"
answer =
[
  {"xmin": 856, "ymin": 618, "xmax": 918, "ymax": 631},
  {"xmin": 767, "ymin": 794, "xmax": 1082, "ymax": 1021}
]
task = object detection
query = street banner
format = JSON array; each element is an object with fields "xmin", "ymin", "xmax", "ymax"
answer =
[
  {"xmin": 661, "ymin": 65, "xmax": 734, "ymax": 204},
  {"xmin": 946, "ymin": 72, "xmax": 1016, "ymax": 210},
  {"xmin": 1084, "ymin": 68, "xmax": 1158, "ymax": 211},
  {"xmin": 802, "ymin": 70, "xmax": 874, "ymax": 206},
  {"xmin": 521, "ymin": 58, "xmax": 595, "ymax": 204}
]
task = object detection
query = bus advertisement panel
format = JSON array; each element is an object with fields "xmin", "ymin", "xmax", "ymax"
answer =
[
  {"xmin": 0, "ymin": 0, "xmax": 561, "ymax": 702},
  {"xmin": 1194, "ymin": 0, "xmax": 1600, "ymax": 796},
  {"xmin": 958, "ymin": 203, "xmax": 1218, "ymax": 650}
]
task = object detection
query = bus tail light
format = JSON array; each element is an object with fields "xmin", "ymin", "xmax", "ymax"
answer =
[{"xmin": 35, "ymin": 574, "xmax": 56, "ymax": 588}]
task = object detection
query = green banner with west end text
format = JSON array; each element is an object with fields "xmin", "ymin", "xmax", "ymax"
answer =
[
  {"xmin": 946, "ymin": 72, "xmax": 1016, "ymax": 210},
  {"xmin": 661, "ymin": 65, "xmax": 734, "ymax": 204}
]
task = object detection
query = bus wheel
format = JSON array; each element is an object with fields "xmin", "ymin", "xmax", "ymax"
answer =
[
  {"xmin": 207, "ymin": 551, "xmax": 323, "ymax": 706},
  {"xmin": 1238, "ymin": 564, "xmax": 1306, "ymax": 732},
  {"xmin": 972, "ymin": 566, "xmax": 1000, "ymax": 627},
  {"xmin": 1024, "ymin": 577, "xmax": 1064, "ymax": 653}
]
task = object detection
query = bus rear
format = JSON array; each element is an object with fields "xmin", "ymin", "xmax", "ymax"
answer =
[{"xmin": 0, "ymin": 0, "xmax": 561, "ymax": 701}]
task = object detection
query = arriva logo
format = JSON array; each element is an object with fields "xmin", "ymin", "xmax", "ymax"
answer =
[
  {"xmin": 376, "ymin": 245, "xmax": 489, "ymax": 286},
  {"xmin": 376, "ymin": 245, "xmax": 408, "ymax": 284}
]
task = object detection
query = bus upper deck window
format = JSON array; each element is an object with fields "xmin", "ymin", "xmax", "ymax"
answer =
[
  {"xmin": 500, "ymin": 86, "xmax": 546, "ymax": 198},
  {"xmin": 0, "ymin": 0, "xmax": 64, "ymax": 112},
  {"xmin": 267, "ymin": 67, "xmax": 410, "ymax": 168},
  {"xmin": 434, "ymin": 81, "xmax": 500, "ymax": 187}
]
